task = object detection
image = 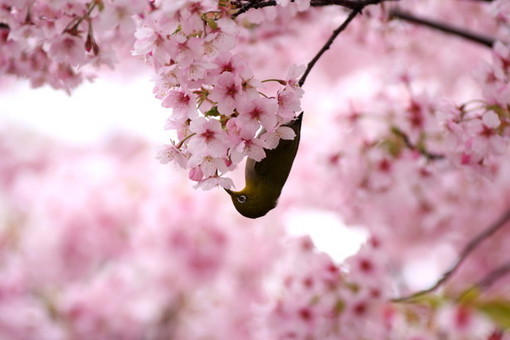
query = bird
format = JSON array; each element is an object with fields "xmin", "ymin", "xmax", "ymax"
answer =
[{"xmin": 225, "ymin": 112, "xmax": 303, "ymax": 218}]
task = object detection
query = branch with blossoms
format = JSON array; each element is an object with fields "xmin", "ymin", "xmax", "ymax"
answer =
[
  {"xmin": 232, "ymin": 0, "xmax": 395, "ymax": 17},
  {"xmin": 152, "ymin": 0, "xmax": 388, "ymax": 190},
  {"xmin": 0, "ymin": 1, "xmax": 148, "ymax": 92},
  {"xmin": 0, "ymin": 0, "xmax": 390, "ymax": 190}
]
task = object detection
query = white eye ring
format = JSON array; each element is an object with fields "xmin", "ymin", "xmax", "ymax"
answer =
[{"xmin": 237, "ymin": 195, "xmax": 247, "ymax": 203}]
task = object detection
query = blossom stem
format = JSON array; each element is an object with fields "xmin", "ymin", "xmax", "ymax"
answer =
[
  {"xmin": 393, "ymin": 208, "xmax": 510, "ymax": 302},
  {"xmin": 389, "ymin": 8, "xmax": 496, "ymax": 48},
  {"xmin": 261, "ymin": 79, "xmax": 286, "ymax": 85},
  {"xmin": 64, "ymin": 0, "xmax": 99, "ymax": 34},
  {"xmin": 176, "ymin": 133, "xmax": 197, "ymax": 149},
  {"xmin": 298, "ymin": 6, "xmax": 361, "ymax": 87},
  {"xmin": 391, "ymin": 127, "xmax": 444, "ymax": 161}
]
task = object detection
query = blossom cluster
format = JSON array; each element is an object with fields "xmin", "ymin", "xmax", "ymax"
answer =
[
  {"xmin": 140, "ymin": 1, "xmax": 309, "ymax": 189},
  {"xmin": 0, "ymin": 0, "xmax": 146, "ymax": 92},
  {"xmin": 263, "ymin": 236, "xmax": 393, "ymax": 339},
  {"xmin": 437, "ymin": 41, "xmax": 510, "ymax": 171}
]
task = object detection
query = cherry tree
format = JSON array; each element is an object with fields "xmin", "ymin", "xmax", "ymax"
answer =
[{"xmin": 1, "ymin": 0, "xmax": 510, "ymax": 338}]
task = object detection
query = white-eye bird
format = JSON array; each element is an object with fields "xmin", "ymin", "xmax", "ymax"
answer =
[{"xmin": 225, "ymin": 112, "xmax": 303, "ymax": 218}]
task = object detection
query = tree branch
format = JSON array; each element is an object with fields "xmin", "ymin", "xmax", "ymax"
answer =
[
  {"xmin": 393, "ymin": 208, "xmax": 510, "ymax": 302},
  {"xmin": 232, "ymin": 0, "xmax": 275, "ymax": 18},
  {"xmin": 311, "ymin": 0, "xmax": 397, "ymax": 9},
  {"xmin": 231, "ymin": 0, "xmax": 391, "ymax": 86},
  {"xmin": 232, "ymin": 0, "xmax": 392, "ymax": 18},
  {"xmin": 298, "ymin": 6, "xmax": 361, "ymax": 87},
  {"xmin": 389, "ymin": 8, "xmax": 496, "ymax": 48}
]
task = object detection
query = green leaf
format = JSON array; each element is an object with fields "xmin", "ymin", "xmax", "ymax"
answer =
[
  {"xmin": 457, "ymin": 287, "xmax": 481, "ymax": 304},
  {"xmin": 380, "ymin": 134, "xmax": 404, "ymax": 157},
  {"xmin": 205, "ymin": 106, "xmax": 220, "ymax": 117},
  {"xmin": 206, "ymin": 17, "xmax": 218, "ymax": 30},
  {"xmin": 333, "ymin": 299, "xmax": 345, "ymax": 315},
  {"xmin": 97, "ymin": 0, "xmax": 105, "ymax": 12},
  {"xmin": 477, "ymin": 300, "xmax": 510, "ymax": 329}
]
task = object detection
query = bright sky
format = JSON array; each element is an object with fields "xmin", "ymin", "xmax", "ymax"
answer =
[{"xmin": 0, "ymin": 73, "xmax": 168, "ymax": 145}]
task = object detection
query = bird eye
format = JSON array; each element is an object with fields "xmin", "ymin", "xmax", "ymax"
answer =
[{"xmin": 237, "ymin": 195, "xmax": 247, "ymax": 203}]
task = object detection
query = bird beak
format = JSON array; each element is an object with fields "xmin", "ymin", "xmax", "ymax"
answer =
[{"xmin": 224, "ymin": 188, "xmax": 233, "ymax": 196}]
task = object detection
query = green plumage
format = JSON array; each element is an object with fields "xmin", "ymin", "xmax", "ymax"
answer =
[{"xmin": 225, "ymin": 112, "xmax": 303, "ymax": 218}]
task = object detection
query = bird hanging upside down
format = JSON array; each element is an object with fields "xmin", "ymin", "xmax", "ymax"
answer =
[{"xmin": 225, "ymin": 112, "xmax": 303, "ymax": 218}]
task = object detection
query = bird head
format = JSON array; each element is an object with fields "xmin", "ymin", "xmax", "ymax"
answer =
[{"xmin": 224, "ymin": 187, "xmax": 277, "ymax": 219}]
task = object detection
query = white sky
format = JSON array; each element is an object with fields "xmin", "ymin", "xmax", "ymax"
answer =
[{"xmin": 0, "ymin": 73, "xmax": 169, "ymax": 145}]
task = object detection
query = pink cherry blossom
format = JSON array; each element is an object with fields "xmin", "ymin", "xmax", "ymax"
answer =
[
  {"xmin": 261, "ymin": 125, "xmax": 297, "ymax": 149},
  {"xmin": 436, "ymin": 304, "xmax": 495, "ymax": 339},
  {"xmin": 156, "ymin": 142, "xmax": 188, "ymax": 168},
  {"xmin": 207, "ymin": 72, "xmax": 244, "ymax": 116},
  {"xmin": 188, "ymin": 117, "xmax": 229, "ymax": 157},
  {"xmin": 161, "ymin": 89, "xmax": 197, "ymax": 120},
  {"xmin": 237, "ymin": 96, "xmax": 279, "ymax": 131}
]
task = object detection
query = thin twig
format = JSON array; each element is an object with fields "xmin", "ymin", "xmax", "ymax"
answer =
[
  {"xmin": 393, "ymin": 208, "xmax": 510, "ymax": 302},
  {"xmin": 389, "ymin": 8, "xmax": 496, "ymax": 48},
  {"xmin": 391, "ymin": 127, "xmax": 445, "ymax": 161},
  {"xmin": 298, "ymin": 7, "xmax": 361, "ymax": 87},
  {"xmin": 457, "ymin": 261, "xmax": 510, "ymax": 302},
  {"xmin": 64, "ymin": 0, "xmax": 99, "ymax": 34},
  {"xmin": 475, "ymin": 261, "xmax": 510, "ymax": 291}
]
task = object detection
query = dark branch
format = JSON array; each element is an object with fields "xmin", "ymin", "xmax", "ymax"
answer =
[
  {"xmin": 232, "ymin": 0, "xmax": 276, "ymax": 18},
  {"xmin": 232, "ymin": 0, "xmax": 392, "ymax": 18},
  {"xmin": 389, "ymin": 8, "xmax": 496, "ymax": 48},
  {"xmin": 311, "ymin": 0, "xmax": 397, "ymax": 9},
  {"xmin": 231, "ymin": 0, "xmax": 390, "ymax": 86},
  {"xmin": 393, "ymin": 208, "xmax": 510, "ymax": 302},
  {"xmin": 298, "ymin": 6, "xmax": 361, "ymax": 87}
]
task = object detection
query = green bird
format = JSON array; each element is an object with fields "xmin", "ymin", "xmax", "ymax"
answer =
[{"xmin": 225, "ymin": 112, "xmax": 303, "ymax": 218}]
